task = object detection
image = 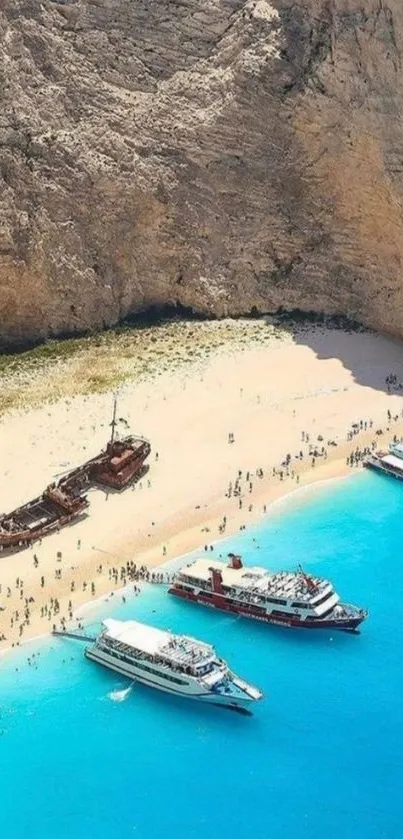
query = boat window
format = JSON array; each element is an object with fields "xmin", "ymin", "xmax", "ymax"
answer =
[
  {"xmin": 271, "ymin": 610, "xmax": 291, "ymax": 618},
  {"xmin": 266, "ymin": 597, "xmax": 287, "ymax": 606},
  {"xmin": 310, "ymin": 607, "xmax": 334, "ymax": 620},
  {"xmin": 291, "ymin": 601, "xmax": 308, "ymax": 609},
  {"xmin": 312, "ymin": 591, "xmax": 333, "ymax": 608},
  {"xmin": 316, "ymin": 607, "xmax": 334, "ymax": 619},
  {"xmin": 115, "ymin": 653, "xmax": 188, "ymax": 685}
]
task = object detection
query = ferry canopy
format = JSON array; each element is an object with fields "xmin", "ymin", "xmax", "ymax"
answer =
[
  {"xmin": 180, "ymin": 558, "xmax": 328, "ymax": 600},
  {"xmin": 102, "ymin": 619, "xmax": 213, "ymax": 662},
  {"xmin": 182, "ymin": 558, "xmax": 267, "ymax": 588},
  {"xmin": 382, "ymin": 454, "xmax": 403, "ymax": 471},
  {"xmin": 103, "ymin": 619, "xmax": 171, "ymax": 655}
]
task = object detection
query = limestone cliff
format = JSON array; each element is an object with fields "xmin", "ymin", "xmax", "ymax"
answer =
[{"xmin": 1, "ymin": 0, "xmax": 403, "ymax": 347}]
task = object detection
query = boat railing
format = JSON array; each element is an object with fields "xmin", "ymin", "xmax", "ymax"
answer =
[
  {"xmin": 161, "ymin": 644, "xmax": 213, "ymax": 668},
  {"xmin": 179, "ymin": 575, "xmax": 211, "ymax": 591},
  {"xmin": 338, "ymin": 603, "xmax": 366, "ymax": 618}
]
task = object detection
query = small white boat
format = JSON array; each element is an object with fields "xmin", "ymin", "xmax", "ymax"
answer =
[{"xmin": 85, "ymin": 618, "xmax": 263, "ymax": 714}]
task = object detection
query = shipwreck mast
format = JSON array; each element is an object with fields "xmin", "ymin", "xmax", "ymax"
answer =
[{"xmin": 110, "ymin": 394, "xmax": 118, "ymax": 445}]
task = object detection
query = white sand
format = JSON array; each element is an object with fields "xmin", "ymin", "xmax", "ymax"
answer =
[{"xmin": 1, "ymin": 324, "xmax": 403, "ymax": 652}]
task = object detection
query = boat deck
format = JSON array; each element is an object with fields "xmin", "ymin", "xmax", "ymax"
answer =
[
  {"xmin": 101, "ymin": 619, "xmax": 215, "ymax": 667},
  {"xmin": 179, "ymin": 559, "xmax": 328, "ymax": 603},
  {"xmin": 0, "ymin": 494, "xmax": 81, "ymax": 534},
  {"xmin": 161, "ymin": 636, "xmax": 214, "ymax": 667}
]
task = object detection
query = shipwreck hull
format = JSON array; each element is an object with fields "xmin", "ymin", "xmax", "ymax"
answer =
[
  {"xmin": 0, "ymin": 435, "xmax": 151, "ymax": 551},
  {"xmin": 0, "ymin": 488, "xmax": 89, "ymax": 550},
  {"xmin": 0, "ymin": 509, "xmax": 88, "ymax": 550},
  {"xmin": 90, "ymin": 440, "xmax": 151, "ymax": 489}
]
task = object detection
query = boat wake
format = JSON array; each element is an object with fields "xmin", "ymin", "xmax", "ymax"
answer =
[{"xmin": 107, "ymin": 684, "xmax": 134, "ymax": 703}]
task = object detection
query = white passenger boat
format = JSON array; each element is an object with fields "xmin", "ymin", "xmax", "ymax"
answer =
[{"xmin": 85, "ymin": 618, "xmax": 263, "ymax": 713}]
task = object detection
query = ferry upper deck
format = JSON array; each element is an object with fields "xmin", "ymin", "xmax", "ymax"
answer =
[
  {"xmin": 101, "ymin": 619, "xmax": 216, "ymax": 669},
  {"xmin": 178, "ymin": 558, "xmax": 331, "ymax": 604}
]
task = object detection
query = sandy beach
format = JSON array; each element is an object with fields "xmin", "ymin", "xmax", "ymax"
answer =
[{"xmin": 2, "ymin": 318, "xmax": 403, "ymax": 654}]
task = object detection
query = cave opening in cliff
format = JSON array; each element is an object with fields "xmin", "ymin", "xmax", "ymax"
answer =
[{"xmin": 123, "ymin": 302, "xmax": 208, "ymax": 329}]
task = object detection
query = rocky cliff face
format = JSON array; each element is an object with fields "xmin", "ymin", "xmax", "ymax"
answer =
[{"xmin": 1, "ymin": 0, "xmax": 403, "ymax": 347}]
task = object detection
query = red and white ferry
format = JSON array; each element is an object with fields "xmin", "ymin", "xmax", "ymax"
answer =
[{"xmin": 169, "ymin": 554, "xmax": 368, "ymax": 632}]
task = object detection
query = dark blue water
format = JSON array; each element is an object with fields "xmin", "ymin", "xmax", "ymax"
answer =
[{"xmin": 1, "ymin": 472, "xmax": 401, "ymax": 839}]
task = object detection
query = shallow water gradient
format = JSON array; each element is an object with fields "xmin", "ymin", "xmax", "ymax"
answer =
[{"xmin": 0, "ymin": 471, "xmax": 401, "ymax": 839}]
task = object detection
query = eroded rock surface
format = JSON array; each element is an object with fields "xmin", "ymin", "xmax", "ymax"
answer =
[{"xmin": 1, "ymin": 0, "xmax": 403, "ymax": 346}]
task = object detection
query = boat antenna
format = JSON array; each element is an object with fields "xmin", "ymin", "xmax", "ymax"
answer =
[{"xmin": 110, "ymin": 393, "xmax": 118, "ymax": 444}]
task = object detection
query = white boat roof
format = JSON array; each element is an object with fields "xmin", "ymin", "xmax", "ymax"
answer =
[
  {"xmin": 102, "ymin": 619, "xmax": 171, "ymax": 656},
  {"xmin": 102, "ymin": 619, "xmax": 215, "ymax": 665},
  {"xmin": 179, "ymin": 558, "xmax": 330, "ymax": 602},
  {"xmin": 381, "ymin": 454, "xmax": 403, "ymax": 471},
  {"xmin": 182, "ymin": 558, "xmax": 267, "ymax": 588},
  {"xmin": 390, "ymin": 442, "xmax": 403, "ymax": 456}
]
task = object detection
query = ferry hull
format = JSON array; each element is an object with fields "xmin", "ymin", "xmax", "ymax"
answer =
[
  {"xmin": 85, "ymin": 647, "xmax": 258, "ymax": 712},
  {"xmin": 169, "ymin": 586, "xmax": 365, "ymax": 632}
]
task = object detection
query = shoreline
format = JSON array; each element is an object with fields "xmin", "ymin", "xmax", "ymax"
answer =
[
  {"xmin": 0, "ymin": 456, "xmax": 365, "ymax": 659},
  {"xmin": 0, "ymin": 463, "xmax": 354, "ymax": 660},
  {"xmin": 2, "ymin": 321, "xmax": 403, "ymax": 657},
  {"xmin": 72, "ymin": 468, "xmax": 356, "ymax": 610}
]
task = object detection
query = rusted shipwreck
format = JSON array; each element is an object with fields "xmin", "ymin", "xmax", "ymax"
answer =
[{"xmin": 0, "ymin": 420, "xmax": 151, "ymax": 552}]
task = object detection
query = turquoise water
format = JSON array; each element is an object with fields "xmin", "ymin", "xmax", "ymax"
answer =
[{"xmin": 1, "ymin": 471, "xmax": 401, "ymax": 839}]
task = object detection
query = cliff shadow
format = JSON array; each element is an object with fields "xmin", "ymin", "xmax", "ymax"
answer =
[{"xmin": 266, "ymin": 312, "xmax": 403, "ymax": 395}]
